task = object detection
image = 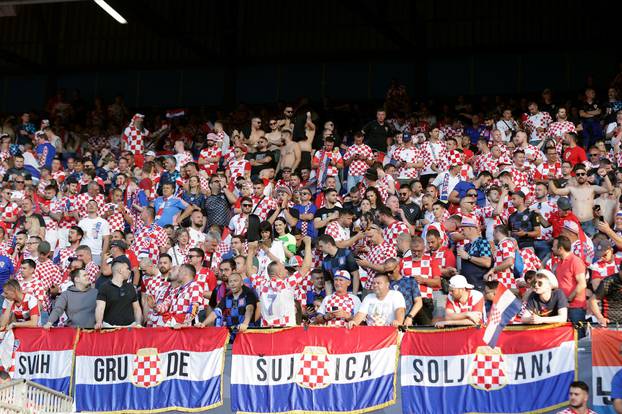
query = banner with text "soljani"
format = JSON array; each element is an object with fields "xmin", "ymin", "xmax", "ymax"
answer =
[
  {"xmin": 73, "ymin": 327, "xmax": 228, "ymax": 413},
  {"xmin": 231, "ymin": 326, "xmax": 398, "ymax": 414},
  {"xmin": 592, "ymin": 329, "xmax": 622, "ymax": 414},
  {"xmin": 400, "ymin": 324, "xmax": 576, "ymax": 414}
]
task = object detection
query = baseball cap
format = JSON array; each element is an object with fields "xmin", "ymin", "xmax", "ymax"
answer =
[
  {"xmin": 449, "ymin": 275, "xmax": 474, "ymax": 290},
  {"xmin": 364, "ymin": 168, "xmax": 378, "ymax": 181},
  {"xmin": 111, "ymin": 255, "xmax": 132, "ymax": 269},
  {"xmin": 110, "ymin": 240, "xmax": 128, "ymax": 251},
  {"xmin": 275, "ymin": 185, "xmax": 292, "ymax": 195},
  {"xmin": 594, "ymin": 239, "xmax": 612, "ymax": 258},
  {"xmin": 562, "ymin": 220, "xmax": 580, "ymax": 235},
  {"xmin": 145, "ymin": 150, "xmax": 156, "ymax": 157},
  {"xmin": 557, "ymin": 197, "xmax": 572, "ymax": 211},
  {"xmin": 285, "ymin": 255, "xmax": 303, "ymax": 270},
  {"xmin": 460, "ymin": 216, "xmax": 479, "ymax": 228},
  {"xmin": 402, "ymin": 132, "xmax": 412, "ymax": 142},
  {"xmin": 333, "ymin": 270, "xmax": 351, "ymax": 281},
  {"xmin": 535, "ymin": 269, "xmax": 558, "ymax": 289}
]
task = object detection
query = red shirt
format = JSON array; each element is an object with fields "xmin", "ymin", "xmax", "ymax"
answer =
[
  {"xmin": 563, "ymin": 146, "xmax": 587, "ymax": 166},
  {"xmin": 548, "ymin": 211, "xmax": 581, "ymax": 238},
  {"xmin": 556, "ymin": 253, "xmax": 586, "ymax": 309}
]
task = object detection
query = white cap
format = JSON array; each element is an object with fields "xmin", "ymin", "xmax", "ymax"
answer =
[
  {"xmin": 449, "ymin": 275, "xmax": 474, "ymax": 289},
  {"xmin": 535, "ymin": 269, "xmax": 559, "ymax": 290}
]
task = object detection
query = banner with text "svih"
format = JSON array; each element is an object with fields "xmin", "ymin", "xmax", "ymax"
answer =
[
  {"xmin": 231, "ymin": 326, "xmax": 399, "ymax": 414},
  {"xmin": 400, "ymin": 324, "xmax": 576, "ymax": 414},
  {"xmin": 73, "ymin": 327, "xmax": 229, "ymax": 413}
]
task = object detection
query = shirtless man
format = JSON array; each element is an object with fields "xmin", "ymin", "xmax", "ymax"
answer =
[
  {"xmin": 265, "ymin": 117, "xmax": 283, "ymax": 151},
  {"xmin": 297, "ymin": 112, "xmax": 316, "ymax": 171},
  {"xmin": 242, "ymin": 117, "xmax": 264, "ymax": 152},
  {"xmin": 550, "ymin": 163, "xmax": 612, "ymax": 236},
  {"xmin": 278, "ymin": 128, "xmax": 301, "ymax": 172}
]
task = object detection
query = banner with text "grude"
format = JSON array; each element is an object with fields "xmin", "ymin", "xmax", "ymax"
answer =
[
  {"xmin": 1, "ymin": 327, "xmax": 76, "ymax": 395},
  {"xmin": 231, "ymin": 326, "xmax": 398, "ymax": 414},
  {"xmin": 400, "ymin": 324, "xmax": 576, "ymax": 414},
  {"xmin": 73, "ymin": 327, "xmax": 228, "ymax": 413}
]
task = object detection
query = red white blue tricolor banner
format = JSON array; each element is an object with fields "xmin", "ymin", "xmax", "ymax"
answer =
[
  {"xmin": 73, "ymin": 327, "xmax": 228, "ymax": 413},
  {"xmin": 231, "ymin": 326, "xmax": 398, "ymax": 414},
  {"xmin": 0, "ymin": 327, "xmax": 76, "ymax": 395},
  {"xmin": 400, "ymin": 324, "xmax": 576, "ymax": 414},
  {"xmin": 592, "ymin": 329, "xmax": 622, "ymax": 413}
]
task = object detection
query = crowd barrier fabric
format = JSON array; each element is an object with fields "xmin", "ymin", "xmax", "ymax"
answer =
[
  {"xmin": 73, "ymin": 327, "xmax": 229, "ymax": 413},
  {"xmin": 230, "ymin": 326, "xmax": 399, "ymax": 413},
  {"xmin": 592, "ymin": 329, "xmax": 622, "ymax": 414},
  {"xmin": 400, "ymin": 324, "xmax": 576, "ymax": 414},
  {"xmin": 0, "ymin": 327, "xmax": 76, "ymax": 395}
]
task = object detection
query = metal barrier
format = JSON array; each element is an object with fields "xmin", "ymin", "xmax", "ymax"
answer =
[{"xmin": 0, "ymin": 380, "xmax": 73, "ymax": 414}]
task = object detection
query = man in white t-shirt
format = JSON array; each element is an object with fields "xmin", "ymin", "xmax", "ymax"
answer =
[
  {"xmin": 78, "ymin": 200, "xmax": 110, "ymax": 265},
  {"xmin": 348, "ymin": 274, "xmax": 406, "ymax": 327}
]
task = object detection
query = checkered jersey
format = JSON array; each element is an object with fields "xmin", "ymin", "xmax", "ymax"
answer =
[
  {"xmin": 313, "ymin": 150, "xmax": 343, "ymax": 184},
  {"xmin": 122, "ymin": 126, "xmax": 149, "ymax": 154},
  {"xmin": 324, "ymin": 222, "xmax": 350, "ymax": 243},
  {"xmin": 168, "ymin": 281, "xmax": 203, "ymax": 324},
  {"xmin": 557, "ymin": 409, "xmax": 596, "ymax": 414},
  {"xmin": 148, "ymin": 283, "xmax": 175, "ymax": 327},
  {"xmin": 35, "ymin": 258, "xmax": 61, "ymax": 291},
  {"xmin": 252, "ymin": 196, "xmax": 278, "ymax": 221},
  {"xmin": 188, "ymin": 227, "xmax": 206, "ymax": 249},
  {"xmin": 75, "ymin": 193, "xmax": 105, "ymax": 219},
  {"xmin": 2, "ymin": 292, "xmax": 40, "ymax": 322},
  {"xmin": 383, "ymin": 220, "xmax": 409, "ymax": 246},
  {"xmin": 420, "ymin": 141, "xmax": 449, "ymax": 172},
  {"xmin": 358, "ymin": 179, "xmax": 390, "ymax": 204},
  {"xmin": 133, "ymin": 224, "xmax": 168, "ymax": 265},
  {"xmin": 85, "ymin": 261, "xmax": 100, "ymax": 284},
  {"xmin": 508, "ymin": 166, "xmax": 533, "ymax": 193},
  {"xmin": 531, "ymin": 200, "xmax": 557, "ymax": 241},
  {"xmin": 460, "ymin": 164, "xmax": 474, "ymax": 181},
  {"xmin": 177, "ymin": 151, "xmax": 194, "ymax": 169},
  {"xmin": 547, "ymin": 120, "xmax": 576, "ymax": 140},
  {"xmin": 545, "ymin": 256, "xmax": 563, "ymax": 273},
  {"xmin": 517, "ymin": 144, "xmax": 543, "ymax": 165},
  {"xmin": 19, "ymin": 277, "xmax": 46, "ymax": 305},
  {"xmin": 524, "ymin": 112, "xmax": 552, "ymax": 142},
  {"xmin": 572, "ymin": 238, "xmax": 595, "ymax": 265},
  {"xmin": 446, "ymin": 150, "xmax": 463, "ymax": 167},
  {"xmin": 0, "ymin": 201, "xmax": 21, "ymax": 230},
  {"xmin": 534, "ymin": 162, "xmax": 562, "ymax": 181},
  {"xmin": 361, "ymin": 241, "xmax": 397, "ymax": 289},
  {"xmin": 228, "ymin": 159, "xmax": 251, "ymax": 181},
  {"xmin": 103, "ymin": 203, "xmax": 125, "ymax": 232},
  {"xmin": 318, "ymin": 293, "xmax": 361, "ymax": 327},
  {"xmin": 55, "ymin": 246, "xmax": 76, "ymax": 273},
  {"xmin": 195, "ymin": 267, "xmax": 216, "ymax": 308},
  {"xmin": 431, "ymin": 246, "xmax": 456, "ymax": 269},
  {"xmin": 343, "ymin": 144, "xmax": 373, "ymax": 177},
  {"xmin": 494, "ymin": 238, "xmax": 516, "ymax": 289},
  {"xmin": 474, "ymin": 153, "xmax": 497, "ymax": 175},
  {"xmin": 0, "ymin": 240, "xmax": 11, "ymax": 256},
  {"xmin": 57, "ymin": 194, "xmax": 79, "ymax": 229},
  {"xmin": 394, "ymin": 146, "xmax": 421, "ymax": 179},
  {"xmin": 590, "ymin": 259, "xmax": 619, "ymax": 280},
  {"xmin": 251, "ymin": 271, "xmax": 300, "ymax": 327},
  {"xmin": 446, "ymin": 289, "xmax": 484, "ymax": 315},
  {"xmin": 399, "ymin": 251, "xmax": 439, "ymax": 299},
  {"xmin": 520, "ymin": 248, "xmax": 542, "ymax": 276},
  {"xmin": 199, "ymin": 146, "xmax": 222, "ymax": 175}
]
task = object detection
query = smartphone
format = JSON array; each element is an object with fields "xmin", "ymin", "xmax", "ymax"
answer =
[{"xmin": 331, "ymin": 306, "xmax": 339, "ymax": 312}]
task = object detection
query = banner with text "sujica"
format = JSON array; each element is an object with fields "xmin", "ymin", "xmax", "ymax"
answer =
[
  {"xmin": 73, "ymin": 327, "xmax": 228, "ymax": 413},
  {"xmin": 231, "ymin": 326, "xmax": 399, "ymax": 414}
]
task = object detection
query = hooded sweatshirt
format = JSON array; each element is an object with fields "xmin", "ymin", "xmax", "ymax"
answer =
[{"xmin": 48, "ymin": 286, "xmax": 98, "ymax": 328}]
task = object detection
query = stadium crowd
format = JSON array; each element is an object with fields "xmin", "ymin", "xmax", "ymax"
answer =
[{"xmin": 0, "ymin": 78, "xmax": 622, "ymax": 339}]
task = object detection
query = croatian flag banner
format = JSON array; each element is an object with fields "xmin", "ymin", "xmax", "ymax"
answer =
[
  {"xmin": 592, "ymin": 329, "xmax": 622, "ymax": 413},
  {"xmin": 231, "ymin": 326, "xmax": 398, "ymax": 413},
  {"xmin": 401, "ymin": 324, "xmax": 576, "ymax": 414},
  {"xmin": 1, "ymin": 327, "xmax": 76, "ymax": 395},
  {"xmin": 74, "ymin": 327, "xmax": 228, "ymax": 413}
]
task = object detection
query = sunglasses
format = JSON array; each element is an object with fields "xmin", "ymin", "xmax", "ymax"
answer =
[
  {"xmin": 466, "ymin": 193, "xmax": 478, "ymax": 197},
  {"xmin": 15, "ymin": 181, "xmax": 24, "ymax": 184},
  {"xmin": 242, "ymin": 204, "xmax": 252, "ymax": 207},
  {"xmin": 188, "ymin": 255, "xmax": 201, "ymax": 259},
  {"xmin": 590, "ymin": 154, "xmax": 599, "ymax": 157},
  {"xmin": 535, "ymin": 281, "xmax": 546, "ymax": 287},
  {"xmin": 575, "ymin": 172, "xmax": 587, "ymax": 176},
  {"xmin": 399, "ymin": 193, "xmax": 409, "ymax": 196}
]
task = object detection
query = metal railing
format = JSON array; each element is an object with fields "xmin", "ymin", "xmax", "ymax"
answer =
[{"xmin": 0, "ymin": 380, "xmax": 73, "ymax": 414}]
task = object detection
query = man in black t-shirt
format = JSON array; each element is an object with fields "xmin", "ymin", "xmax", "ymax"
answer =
[
  {"xmin": 507, "ymin": 190, "xmax": 540, "ymax": 249},
  {"xmin": 95, "ymin": 261, "xmax": 141, "ymax": 329},
  {"xmin": 591, "ymin": 269, "xmax": 622, "ymax": 326},
  {"xmin": 362, "ymin": 109, "xmax": 394, "ymax": 152},
  {"xmin": 318, "ymin": 234, "xmax": 360, "ymax": 294},
  {"xmin": 523, "ymin": 270, "xmax": 568, "ymax": 324},
  {"xmin": 248, "ymin": 137, "xmax": 275, "ymax": 177},
  {"xmin": 314, "ymin": 189, "xmax": 341, "ymax": 237}
]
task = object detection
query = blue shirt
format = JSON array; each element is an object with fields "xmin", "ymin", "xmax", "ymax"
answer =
[
  {"xmin": 390, "ymin": 277, "xmax": 421, "ymax": 314},
  {"xmin": 612, "ymin": 369, "xmax": 622, "ymax": 399},
  {"xmin": 36, "ymin": 142, "xmax": 56, "ymax": 169},
  {"xmin": 153, "ymin": 196, "xmax": 188, "ymax": 227},
  {"xmin": 0, "ymin": 255, "xmax": 14, "ymax": 289}
]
